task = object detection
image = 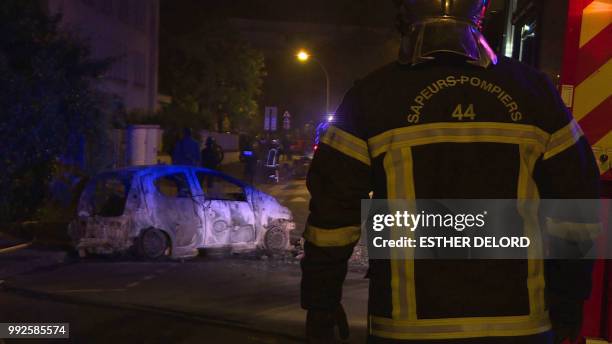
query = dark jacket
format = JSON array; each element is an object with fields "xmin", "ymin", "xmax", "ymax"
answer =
[
  {"xmin": 301, "ymin": 57, "xmax": 601, "ymax": 342},
  {"xmin": 172, "ymin": 137, "xmax": 201, "ymax": 166},
  {"xmin": 201, "ymin": 144, "xmax": 223, "ymax": 169}
]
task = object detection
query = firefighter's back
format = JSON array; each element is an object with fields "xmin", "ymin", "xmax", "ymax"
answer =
[
  {"xmin": 357, "ymin": 55, "xmax": 560, "ymax": 343},
  {"xmin": 301, "ymin": 2, "xmax": 600, "ymax": 343}
]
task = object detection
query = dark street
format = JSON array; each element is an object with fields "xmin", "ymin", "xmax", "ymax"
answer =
[
  {"xmin": 0, "ymin": 0, "xmax": 610, "ymax": 343},
  {"xmin": 0, "ymin": 177, "xmax": 368, "ymax": 343},
  {"xmin": 0, "ymin": 257, "xmax": 368, "ymax": 343}
]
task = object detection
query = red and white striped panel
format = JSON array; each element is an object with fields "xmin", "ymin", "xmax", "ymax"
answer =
[{"xmin": 560, "ymin": 0, "xmax": 612, "ymax": 179}]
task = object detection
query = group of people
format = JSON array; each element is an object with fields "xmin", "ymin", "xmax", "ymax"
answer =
[{"xmin": 171, "ymin": 128, "xmax": 224, "ymax": 170}]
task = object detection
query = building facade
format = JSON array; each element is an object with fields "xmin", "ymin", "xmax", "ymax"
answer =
[{"xmin": 45, "ymin": 0, "xmax": 159, "ymax": 113}]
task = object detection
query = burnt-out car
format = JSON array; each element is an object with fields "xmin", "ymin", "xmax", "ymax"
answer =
[{"xmin": 69, "ymin": 165, "xmax": 295, "ymax": 259}]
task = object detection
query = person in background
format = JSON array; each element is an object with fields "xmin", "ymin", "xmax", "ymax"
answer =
[
  {"xmin": 281, "ymin": 134, "xmax": 292, "ymax": 161},
  {"xmin": 243, "ymin": 140, "xmax": 259, "ymax": 184},
  {"xmin": 201, "ymin": 137, "xmax": 224, "ymax": 171},
  {"xmin": 172, "ymin": 128, "xmax": 201, "ymax": 166}
]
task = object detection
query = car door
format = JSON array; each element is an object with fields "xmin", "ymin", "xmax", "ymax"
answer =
[
  {"xmin": 143, "ymin": 170, "xmax": 203, "ymax": 252},
  {"xmin": 194, "ymin": 171, "xmax": 256, "ymax": 247}
]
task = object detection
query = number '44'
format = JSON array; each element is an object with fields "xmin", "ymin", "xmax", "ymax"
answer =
[{"xmin": 451, "ymin": 104, "xmax": 476, "ymax": 120}]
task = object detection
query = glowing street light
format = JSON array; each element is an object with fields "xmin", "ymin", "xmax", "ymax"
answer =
[
  {"xmin": 296, "ymin": 50, "xmax": 310, "ymax": 62},
  {"xmin": 295, "ymin": 49, "xmax": 330, "ymax": 114}
]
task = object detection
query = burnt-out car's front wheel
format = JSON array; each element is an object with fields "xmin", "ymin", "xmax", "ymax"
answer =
[
  {"xmin": 137, "ymin": 228, "xmax": 170, "ymax": 260},
  {"xmin": 263, "ymin": 225, "xmax": 289, "ymax": 254}
]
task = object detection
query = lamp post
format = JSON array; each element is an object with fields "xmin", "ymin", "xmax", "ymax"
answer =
[{"xmin": 296, "ymin": 49, "xmax": 331, "ymax": 115}]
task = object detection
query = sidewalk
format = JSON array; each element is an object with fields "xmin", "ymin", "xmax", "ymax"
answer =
[
  {"xmin": 0, "ymin": 233, "xmax": 28, "ymax": 251},
  {"xmin": 0, "ymin": 232, "xmax": 70, "ymax": 280}
]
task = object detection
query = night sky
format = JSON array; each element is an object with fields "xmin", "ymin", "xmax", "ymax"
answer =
[
  {"xmin": 161, "ymin": 0, "xmax": 396, "ymax": 30},
  {"xmin": 160, "ymin": 0, "xmax": 506, "ymax": 129}
]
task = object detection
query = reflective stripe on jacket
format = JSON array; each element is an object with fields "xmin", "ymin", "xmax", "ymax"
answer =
[{"xmin": 301, "ymin": 56, "xmax": 601, "ymax": 342}]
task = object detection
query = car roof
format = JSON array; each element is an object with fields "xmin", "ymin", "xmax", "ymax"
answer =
[{"xmin": 98, "ymin": 165, "xmax": 249, "ymax": 188}]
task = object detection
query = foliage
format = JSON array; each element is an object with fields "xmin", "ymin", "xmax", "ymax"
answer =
[
  {"xmin": 0, "ymin": 0, "xmax": 116, "ymax": 222},
  {"xmin": 158, "ymin": 103, "xmax": 203, "ymax": 155},
  {"xmin": 159, "ymin": 16, "xmax": 266, "ymax": 135}
]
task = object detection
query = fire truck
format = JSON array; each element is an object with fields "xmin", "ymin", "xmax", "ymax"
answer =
[{"xmin": 486, "ymin": 0, "xmax": 611, "ymax": 341}]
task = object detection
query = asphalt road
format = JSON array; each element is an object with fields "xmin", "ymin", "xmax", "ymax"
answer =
[
  {"xmin": 0, "ymin": 257, "xmax": 368, "ymax": 344},
  {"xmin": 0, "ymin": 176, "xmax": 370, "ymax": 344}
]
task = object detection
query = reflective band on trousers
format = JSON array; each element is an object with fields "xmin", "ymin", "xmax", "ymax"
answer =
[
  {"xmin": 321, "ymin": 125, "xmax": 371, "ymax": 166},
  {"xmin": 369, "ymin": 313, "xmax": 551, "ymax": 340},
  {"xmin": 303, "ymin": 224, "xmax": 361, "ymax": 247}
]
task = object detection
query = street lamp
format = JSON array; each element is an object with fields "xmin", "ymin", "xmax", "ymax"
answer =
[
  {"xmin": 297, "ymin": 50, "xmax": 310, "ymax": 62},
  {"xmin": 296, "ymin": 49, "xmax": 330, "ymax": 115}
]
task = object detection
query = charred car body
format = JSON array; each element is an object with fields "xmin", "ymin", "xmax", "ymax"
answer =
[{"xmin": 69, "ymin": 165, "xmax": 295, "ymax": 259}]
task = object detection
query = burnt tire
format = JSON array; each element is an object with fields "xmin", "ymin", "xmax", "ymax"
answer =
[
  {"xmin": 138, "ymin": 228, "xmax": 169, "ymax": 260},
  {"xmin": 264, "ymin": 226, "xmax": 288, "ymax": 254}
]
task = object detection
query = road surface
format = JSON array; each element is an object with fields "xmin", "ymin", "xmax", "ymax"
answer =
[
  {"xmin": 0, "ymin": 176, "xmax": 370, "ymax": 343},
  {"xmin": 0, "ymin": 257, "xmax": 368, "ymax": 343}
]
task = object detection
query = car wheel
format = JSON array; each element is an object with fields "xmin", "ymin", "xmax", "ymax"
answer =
[
  {"xmin": 138, "ymin": 228, "xmax": 169, "ymax": 260},
  {"xmin": 264, "ymin": 226, "xmax": 288, "ymax": 253}
]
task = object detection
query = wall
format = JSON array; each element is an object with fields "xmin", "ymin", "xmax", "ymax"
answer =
[{"xmin": 46, "ymin": 0, "xmax": 159, "ymax": 113}]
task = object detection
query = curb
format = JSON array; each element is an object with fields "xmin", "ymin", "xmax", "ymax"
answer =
[
  {"xmin": 0, "ymin": 241, "xmax": 33, "ymax": 254},
  {"xmin": 0, "ymin": 249, "xmax": 72, "ymax": 280}
]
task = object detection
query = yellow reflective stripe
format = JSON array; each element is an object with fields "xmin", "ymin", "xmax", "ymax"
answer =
[
  {"xmin": 573, "ymin": 58, "xmax": 612, "ymax": 121},
  {"xmin": 383, "ymin": 152, "xmax": 406, "ymax": 318},
  {"xmin": 368, "ymin": 122, "xmax": 550, "ymax": 158},
  {"xmin": 579, "ymin": 0, "xmax": 612, "ymax": 48},
  {"xmin": 518, "ymin": 144, "xmax": 547, "ymax": 317},
  {"xmin": 320, "ymin": 126, "xmax": 371, "ymax": 166},
  {"xmin": 370, "ymin": 313, "xmax": 551, "ymax": 340},
  {"xmin": 384, "ymin": 148, "xmax": 417, "ymax": 320},
  {"xmin": 545, "ymin": 218, "xmax": 603, "ymax": 241},
  {"xmin": 543, "ymin": 120, "xmax": 584, "ymax": 160},
  {"xmin": 400, "ymin": 148, "xmax": 417, "ymax": 321},
  {"xmin": 303, "ymin": 224, "xmax": 360, "ymax": 247}
]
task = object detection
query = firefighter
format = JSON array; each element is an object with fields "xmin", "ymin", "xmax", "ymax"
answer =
[{"xmin": 301, "ymin": 1, "xmax": 601, "ymax": 343}]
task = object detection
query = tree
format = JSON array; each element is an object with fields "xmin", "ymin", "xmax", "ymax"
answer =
[
  {"xmin": 0, "ymin": 0, "xmax": 116, "ymax": 221},
  {"xmin": 159, "ymin": 15, "xmax": 266, "ymax": 135}
]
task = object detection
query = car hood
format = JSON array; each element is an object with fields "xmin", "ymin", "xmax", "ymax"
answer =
[{"xmin": 250, "ymin": 189, "xmax": 293, "ymax": 221}]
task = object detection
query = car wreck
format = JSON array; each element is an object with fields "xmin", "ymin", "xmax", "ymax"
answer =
[{"xmin": 69, "ymin": 165, "xmax": 296, "ymax": 259}]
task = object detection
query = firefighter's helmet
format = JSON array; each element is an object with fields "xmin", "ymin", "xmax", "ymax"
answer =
[{"xmin": 394, "ymin": 0, "xmax": 498, "ymax": 68}]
